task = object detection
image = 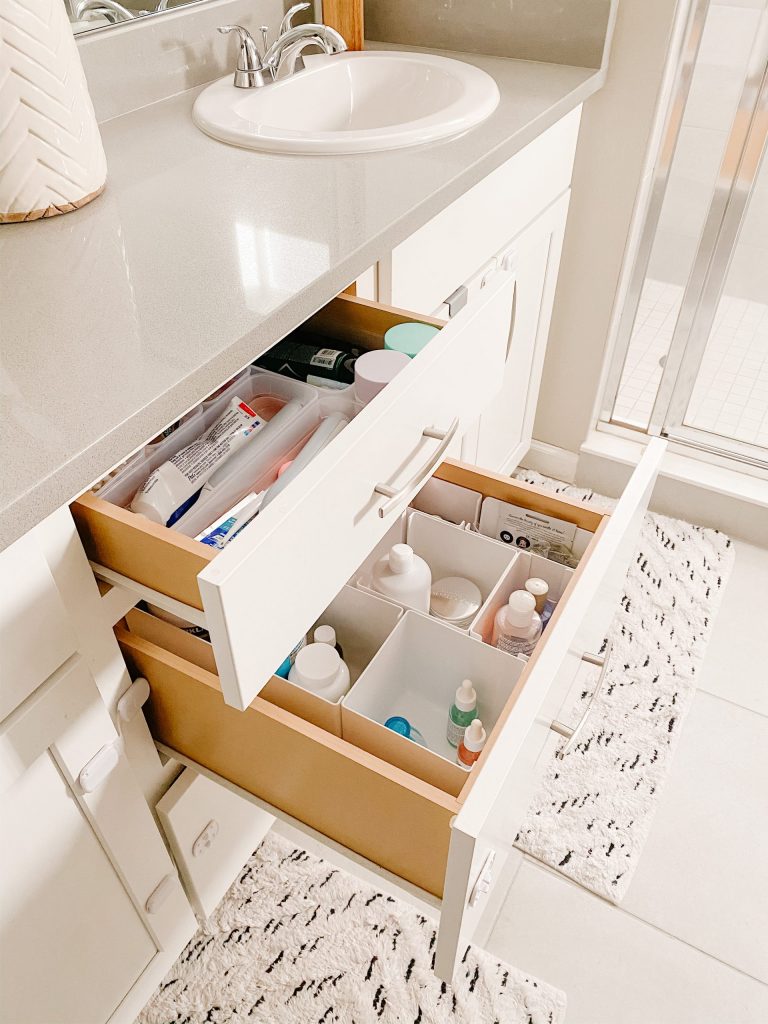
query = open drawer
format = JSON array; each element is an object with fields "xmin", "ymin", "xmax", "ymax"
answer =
[
  {"xmin": 116, "ymin": 440, "xmax": 665, "ymax": 982},
  {"xmin": 73, "ymin": 276, "xmax": 515, "ymax": 711}
]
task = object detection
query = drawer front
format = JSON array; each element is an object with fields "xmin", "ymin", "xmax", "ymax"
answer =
[
  {"xmin": 199, "ymin": 275, "xmax": 514, "ymax": 709},
  {"xmin": 380, "ymin": 108, "xmax": 581, "ymax": 314},
  {"xmin": 432, "ymin": 439, "xmax": 666, "ymax": 979},
  {"xmin": 0, "ymin": 529, "xmax": 77, "ymax": 721}
]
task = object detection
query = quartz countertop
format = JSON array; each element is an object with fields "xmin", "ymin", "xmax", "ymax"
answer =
[{"xmin": 0, "ymin": 49, "xmax": 602, "ymax": 550}]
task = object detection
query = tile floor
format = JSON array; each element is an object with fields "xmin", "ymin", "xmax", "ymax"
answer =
[
  {"xmin": 614, "ymin": 278, "xmax": 768, "ymax": 451},
  {"xmin": 486, "ymin": 540, "xmax": 768, "ymax": 1024}
]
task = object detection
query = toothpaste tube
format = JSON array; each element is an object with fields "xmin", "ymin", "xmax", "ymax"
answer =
[
  {"xmin": 196, "ymin": 492, "xmax": 264, "ymax": 549},
  {"xmin": 131, "ymin": 398, "xmax": 264, "ymax": 525}
]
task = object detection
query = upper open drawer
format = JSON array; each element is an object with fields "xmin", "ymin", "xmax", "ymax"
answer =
[{"xmin": 72, "ymin": 276, "xmax": 515, "ymax": 710}]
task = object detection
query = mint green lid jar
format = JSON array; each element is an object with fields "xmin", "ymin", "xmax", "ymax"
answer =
[{"xmin": 384, "ymin": 322, "xmax": 440, "ymax": 358}]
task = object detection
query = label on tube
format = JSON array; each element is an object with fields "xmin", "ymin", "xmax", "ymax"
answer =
[{"xmin": 131, "ymin": 398, "xmax": 264, "ymax": 524}]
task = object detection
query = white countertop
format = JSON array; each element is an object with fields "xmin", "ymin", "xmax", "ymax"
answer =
[{"xmin": 0, "ymin": 49, "xmax": 601, "ymax": 549}]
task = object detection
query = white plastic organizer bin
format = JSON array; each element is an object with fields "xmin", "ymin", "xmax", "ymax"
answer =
[
  {"xmin": 469, "ymin": 551, "xmax": 574, "ymax": 647},
  {"xmin": 355, "ymin": 510, "xmax": 517, "ymax": 628},
  {"xmin": 341, "ymin": 611, "xmax": 527, "ymax": 796}
]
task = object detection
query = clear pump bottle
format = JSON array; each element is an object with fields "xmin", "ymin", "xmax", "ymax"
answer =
[{"xmin": 492, "ymin": 590, "xmax": 542, "ymax": 656}]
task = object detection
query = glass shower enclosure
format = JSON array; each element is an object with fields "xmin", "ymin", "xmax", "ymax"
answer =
[{"xmin": 602, "ymin": 0, "xmax": 768, "ymax": 470}]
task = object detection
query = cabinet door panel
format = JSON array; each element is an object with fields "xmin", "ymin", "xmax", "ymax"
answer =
[
  {"xmin": 475, "ymin": 191, "xmax": 570, "ymax": 472},
  {"xmin": 0, "ymin": 751, "xmax": 154, "ymax": 1024},
  {"xmin": 0, "ymin": 657, "xmax": 195, "ymax": 1024}
]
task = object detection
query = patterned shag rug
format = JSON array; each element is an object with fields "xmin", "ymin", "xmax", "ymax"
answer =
[
  {"xmin": 512, "ymin": 470, "xmax": 735, "ymax": 902},
  {"xmin": 139, "ymin": 832, "xmax": 566, "ymax": 1024}
]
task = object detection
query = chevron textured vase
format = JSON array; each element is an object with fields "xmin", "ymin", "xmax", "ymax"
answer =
[{"xmin": 0, "ymin": 0, "xmax": 106, "ymax": 222}]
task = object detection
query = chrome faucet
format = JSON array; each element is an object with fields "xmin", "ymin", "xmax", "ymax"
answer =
[
  {"xmin": 74, "ymin": 0, "xmax": 138, "ymax": 22},
  {"xmin": 218, "ymin": 4, "xmax": 347, "ymax": 89}
]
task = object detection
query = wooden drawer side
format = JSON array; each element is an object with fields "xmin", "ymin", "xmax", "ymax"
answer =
[
  {"xmin": 73, "ymin": 491, "xmax": 213, "ymax": 611},
  {"xmin": 117, "ymin": 630, "xmax": 457, "ymax": 897}
]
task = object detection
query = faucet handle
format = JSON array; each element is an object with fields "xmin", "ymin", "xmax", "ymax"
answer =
[
  {"xmin": 279, "ymin": 2, "xmax": 311, "ymax": 36},
  {"xmin": 218, "ymin": 25, "xmax": 273, "ymax": 87}
]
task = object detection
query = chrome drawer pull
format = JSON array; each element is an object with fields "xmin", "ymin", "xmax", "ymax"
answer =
[
  {"xmin": 550, "ymin": 639, "xmax": 613, "ymax": 760},
  {"xmin": 373, "ymin": 417, "xmax": 460, "ymax": 519}
]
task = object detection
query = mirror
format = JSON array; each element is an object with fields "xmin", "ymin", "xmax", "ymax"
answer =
[{"xmin": 67, "ymin": 0, "xmax": 223, "ymax": 35}]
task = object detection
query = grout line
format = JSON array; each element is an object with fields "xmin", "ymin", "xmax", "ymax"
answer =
[
  {"xmin": 518, "ymin": 856, "xmax": 768, "ymax": 988},
  {"xmin": 691, "ymin": 685, "xmax": 768, "ymax": 721}
]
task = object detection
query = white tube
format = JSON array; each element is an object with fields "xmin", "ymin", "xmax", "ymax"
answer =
[
  {"xmin": 131, "ymin": 397, "xmax": 264, "ymax": 524},
  {"xmin": 196, "ymin": 492, "xmax": 265, "ymax": 549}
]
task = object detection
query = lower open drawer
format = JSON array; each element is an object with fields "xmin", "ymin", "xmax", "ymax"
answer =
[{"xmin": 117, "ymin": 442, "xmax": 664, "ymax": 981}]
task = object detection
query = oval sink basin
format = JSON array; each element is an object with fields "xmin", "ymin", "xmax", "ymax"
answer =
[{"xmin": 193, "ymin": 51, "xmax": 500, "ymax": 155}]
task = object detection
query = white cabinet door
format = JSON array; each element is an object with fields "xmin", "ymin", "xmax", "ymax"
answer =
[
  {"xmin": 0, "ymin": 657, "xmax": 195, "ymax": 1024},
  {"xmin": 474, "ymin": 190, "xmax": 571, "ymax": 472}
]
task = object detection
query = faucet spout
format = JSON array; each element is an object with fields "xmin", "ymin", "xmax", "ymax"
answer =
[{"xmin": 264, "ymin": 24, "xmax": 348, "ymax": 79}]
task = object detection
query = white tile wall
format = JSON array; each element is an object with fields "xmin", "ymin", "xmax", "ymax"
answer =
[{"xmin": 614, "ymin": 280, "xmax": 768, "ymax": 449}]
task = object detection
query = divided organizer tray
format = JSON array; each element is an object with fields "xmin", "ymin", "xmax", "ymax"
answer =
[{"xmin": 95, "ymin": 367, "xmax": 359, "ymax": 541}]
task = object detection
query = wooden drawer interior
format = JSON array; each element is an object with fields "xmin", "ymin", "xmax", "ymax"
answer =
[{"xmin": 117, "ymin": 462, "xmax": 608, "ymax": 895}]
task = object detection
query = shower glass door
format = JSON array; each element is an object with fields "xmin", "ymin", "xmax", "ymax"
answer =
[{"xmin": 603, "ymin": 0, "xmax": 768, "ymax": 470}]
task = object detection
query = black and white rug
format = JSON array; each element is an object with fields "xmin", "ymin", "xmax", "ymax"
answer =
[
  {"xmin": 139, "ymin": 832, "xmax": 566, "ymax": 1024},
  {"xmin": 512, "ymin": 471, "xmax": 735, "ymax": 901}
]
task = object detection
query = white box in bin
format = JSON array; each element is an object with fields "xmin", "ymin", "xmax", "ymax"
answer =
[
  {"xmin": 355, "ymin": 510, "xmax": 516, "ymax": 627},
  {"xmin": 341, "ymin": 611, "xmax": 527, "ymax": 795},
  {"xmin": 469, "ymin": 551, "xmax": 574, "ymax": 646}
]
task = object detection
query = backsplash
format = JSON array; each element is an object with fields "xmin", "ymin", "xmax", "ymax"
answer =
[
  {"xmin": 77, "ymin": 0, "xmax": 288, "ymax": 121},
  {"xmin": 364, "ymin": 0, "xmax": 614, "ymax": 69}
]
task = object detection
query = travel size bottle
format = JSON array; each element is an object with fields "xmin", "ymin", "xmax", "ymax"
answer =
[
  {"xmin": 524, "ymin": 577, "xmax": 556, "ymax": 630},
  {"xmin": 457, "ymin": 718, "xmax": 487, "ymax": 770},
  {"xmin": 492, "ymin": 590, "xmax": 542, "ymax": 656},
  {"xmin": 446, "ymin": 678, "xmax": 478, "ymax": 748}
]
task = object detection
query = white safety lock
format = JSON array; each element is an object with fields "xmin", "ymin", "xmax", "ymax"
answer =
[
  {"xmin": 117, "ymin": 677, "xmax": 151, "ymax": 723},
  {"xmin": 469, "ymin": 850, "xmax": 496, "ymax": 908},
  {"xmin": 501, "ymin": 250, "xmax": 518, "ymax": 274},
  {"xmin": 192, "ymin": 819, "xmax": 220, "ymax": 858},
  {"xmin": 145, "ymin": 873, "xmax": 176, "ymax": 915},
  {"xmin": 78, "ymin": 743, "xmax": 120, "ymax": 793}
]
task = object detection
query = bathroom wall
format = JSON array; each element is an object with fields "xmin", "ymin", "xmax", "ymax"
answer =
[
  {"xmin": 363, "ymin": 0, "xmax": 614, "ymax": 69},
  {"xmin": 647, "ymin": 0, "xmax": 767, "ymax": 300},
  {"xmin": 532, "ymin": 0, "xmax": 686, "ymax": 457}
]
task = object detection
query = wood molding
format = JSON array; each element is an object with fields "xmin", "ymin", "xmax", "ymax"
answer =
[{"xmin": 323, "ymin": 0, "xmax": 364, "ymax": 50}]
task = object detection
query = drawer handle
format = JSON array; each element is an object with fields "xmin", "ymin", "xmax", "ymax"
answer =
[
  {"xmin": 504, "ymin": 280, "xmax": 518, "ymax": 362},
  {"xmin": 373, "ymin": 417, "xmax": 460, "ymax": 519},
  {"xmin": 550, "ymin": 640, "xmax": 613, "ymax": 760}
]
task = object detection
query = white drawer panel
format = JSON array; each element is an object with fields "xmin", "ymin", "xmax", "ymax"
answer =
[{"xmin": 436, "ymin": 439, "xmax": 665, "ymax": 978}]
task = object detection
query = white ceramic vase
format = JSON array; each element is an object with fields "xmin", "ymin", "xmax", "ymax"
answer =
[{"xmin": 0, "ymin": 0, "xmax": 107, "ymax": 223}]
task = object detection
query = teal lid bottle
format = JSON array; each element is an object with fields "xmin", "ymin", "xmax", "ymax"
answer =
[{"xmin": 384, "ymin": 322, "xmax": 440, "ymax": 358}]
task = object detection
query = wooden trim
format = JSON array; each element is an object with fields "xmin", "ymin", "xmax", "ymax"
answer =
[
  {"xmin": 72, "ymin": 490, "xmax": 214, "ymax": 611},
  {"xmin": 435, "ymin": 459, "xmax": 606, "ymax": 533},
  {"xmin": 117, "ymin": 628, "xmax": 457, "ymax": 896},
  {"xmin": 0, "ymin": 183, "xmax": 105, "ymax": 224},
  {"xmin": 303, "ymin": 293, "xmax": 445, "ymax": 348},
  {"xmin": 323, "ymin": 0, "xmax": 364, "ymax": 50}
]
